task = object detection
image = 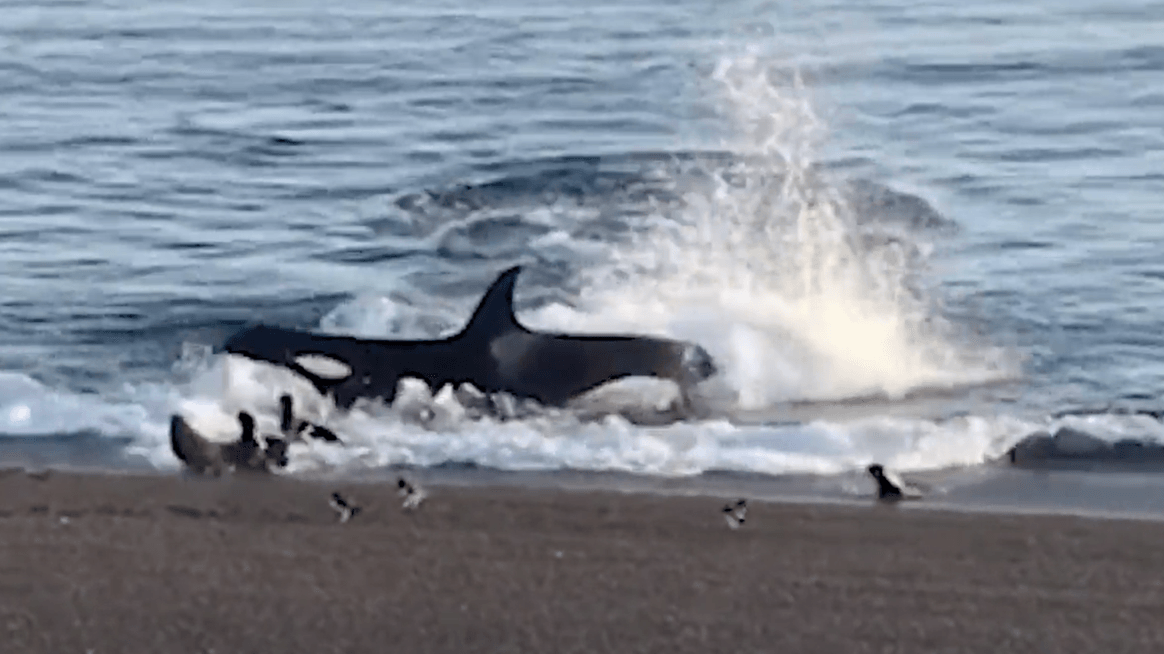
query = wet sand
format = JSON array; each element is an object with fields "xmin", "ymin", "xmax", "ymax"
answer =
[{"xmin": 2, "ymin": 470, "xmax": 1164, "ymax": 653}]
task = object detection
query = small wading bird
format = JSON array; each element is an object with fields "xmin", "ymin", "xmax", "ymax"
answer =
[
  {"xmin": 329, "ymin": 492, "xmax": 361, "ymax": 523},
  {"xmin": 398, "ymin": 478, "xmax": 427, "ymax": 511},
  {"xmin": 723, "ymin": 498, "xmax": 747, "ymax": 529}
]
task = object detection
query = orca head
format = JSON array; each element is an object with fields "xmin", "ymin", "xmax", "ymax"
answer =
[
  {"xmin": 223, "ymin": 325, "xmax": 356, "ymax": 395},
  {"xmin": 293, "ymin": 354, "xmax": 353, "ymax": 380},
  {"xmin": 222, "ymin": 325, "xmax": 289, "ymax": 365},
  {"xmin": 652, "ymin": 340, "xmax": 718, "ymax": 385},
  {"xmin": 681, "ymin": 343, "xmax": 717, "ymax": 382}
]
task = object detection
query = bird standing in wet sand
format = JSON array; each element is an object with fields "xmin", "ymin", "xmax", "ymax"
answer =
[
  {"xmin": 329, "ymin": 492, "xmax": 361, "ymax": 523},
  {"xmin": 867, "ymin": 463, "xmax": 923, "ymax": 502},
  {"xmin": 722, "ymin": 499, "xmax": 747, "ymax": 529},
  {"xmin": 398, "ymin": 478, "xmax": 427, "ymax": 511}
]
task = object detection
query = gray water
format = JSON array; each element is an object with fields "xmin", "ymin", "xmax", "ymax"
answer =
[{"xmin": 2, "ymin": 0, "xmax": 1163, "ymax": 509}]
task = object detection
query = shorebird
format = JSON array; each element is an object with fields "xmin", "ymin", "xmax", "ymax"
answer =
[
  {"xmin": 867, "ymin": 463, "xmax": 923, "ymax": 502},
  {"xmin": 328, "ymin": 492, "xmax": 361, "ymax": 523},
  {"xmin": 398, "ymin": 478, "xmax": 427, "ymax": 511},
  {"xmin": 280, "ymin": 394, "xmax": 342, "ymax": 444},
  {"xmin": 723, "ymin": 498, "xmax": 747, "ymax": 529}
]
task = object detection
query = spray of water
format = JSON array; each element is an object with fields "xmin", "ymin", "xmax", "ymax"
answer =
[{"xmin": 523, "ymin": 50, "xmax": 1016, "ymax": 411}]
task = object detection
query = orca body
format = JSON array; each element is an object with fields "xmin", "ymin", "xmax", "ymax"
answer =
[{"xmin": 222, "ymin": 266, "xmax": 718, "ymax": 411}]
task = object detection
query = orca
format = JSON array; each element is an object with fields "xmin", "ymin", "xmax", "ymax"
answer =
[{"xmin": 222, "ymin": 266, "xmax": 718, "ymax": 413}]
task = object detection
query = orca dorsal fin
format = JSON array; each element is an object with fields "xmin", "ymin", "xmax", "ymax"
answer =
[{"xmin": 458, "ymin": 266, "xmax": 524, "ymax": 340}]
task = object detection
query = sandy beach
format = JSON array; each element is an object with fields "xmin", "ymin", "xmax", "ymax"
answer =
[{"xmin": 1, "ymin": 470, "xmax": 1163, "ymax": 653}]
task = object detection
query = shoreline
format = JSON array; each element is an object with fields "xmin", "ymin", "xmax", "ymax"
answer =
[
  {"xmin": 11, "ymin": 460, "xmax": 1164, "ymax": 523},
  {"xmin": 3, "ymin": 469, "xmax": 1164, "ymax": 652}
]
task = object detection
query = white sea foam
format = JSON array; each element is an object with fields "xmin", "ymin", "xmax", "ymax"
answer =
[
  {"xmin": 548, "ymin": 50, "xmax": 1016, "ymax": 410},
  {"xmin": 123, "ymin": 354, "xmax": 1163, "ymax": 478},
  {"xmin": 1, "ymin": 354, "xmax": 1159, "ymax": 479}
]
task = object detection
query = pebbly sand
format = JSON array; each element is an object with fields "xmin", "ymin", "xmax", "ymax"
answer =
[{"xmin": 1, "ymin": 470, "xmax": 1163, "ymax": 653}]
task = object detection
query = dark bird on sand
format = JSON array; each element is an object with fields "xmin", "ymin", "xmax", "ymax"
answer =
[
  {"xmin": 867, "ymin": 463, "xmax": 923, "ymax": 502},
  {"xmin": 723, "ymin": 498, "xmax": 747, "ymax": 530},
  {"xmin": 329, "ymin": 492, "xmax": 361, "ymax": 523},
  {"xmin": 397, "ymin": 477, "xmax": 427, "ymax": 511}
]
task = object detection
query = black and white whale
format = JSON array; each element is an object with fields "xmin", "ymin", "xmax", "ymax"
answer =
[{"xmin": 222, "ymin": 266, "xmax": 718, "ymax": 414}]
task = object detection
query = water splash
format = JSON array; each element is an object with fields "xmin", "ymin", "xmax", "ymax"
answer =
[{"xmin": 533, "ymin": 50, "xmax": 1018, "ymax": 410}]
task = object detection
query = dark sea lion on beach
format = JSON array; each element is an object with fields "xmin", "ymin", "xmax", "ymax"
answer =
[
  {"xmin": 1006, "ymin": 426, "xmax": 1164, "ymax": 470},
  {"xmin": 223, "ymin": 266, "xmax": 718, "ymax": 415},
  {"xmin": 169, "ymin": 412, "xmax": 285, "ymax": 475},
  {"xmin": 169, "ymin": 414, "xmax": 227, "ymax": 476}
]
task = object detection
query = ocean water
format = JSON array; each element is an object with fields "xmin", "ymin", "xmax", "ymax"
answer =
[{"xmin": 2, "ymin": 0, "xmax": 1163, "ymax": 498}]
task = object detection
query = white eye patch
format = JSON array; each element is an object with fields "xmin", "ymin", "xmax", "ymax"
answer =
[{"xmin": 294, "ymin": 354, "xmax": 353, "ymax": 380}]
